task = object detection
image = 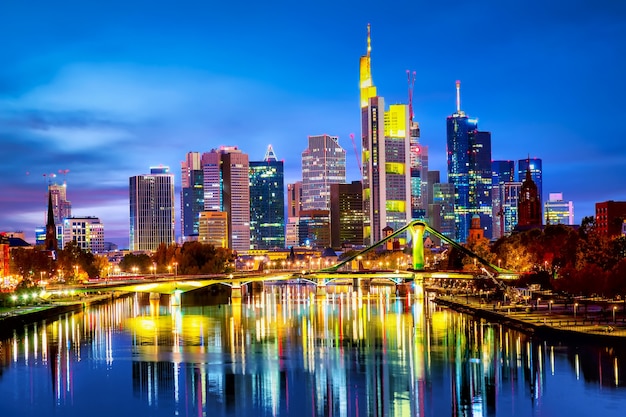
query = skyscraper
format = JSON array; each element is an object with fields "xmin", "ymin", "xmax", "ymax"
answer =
[
  {"xmin": 181, "ymin": 152, "xmax": 204, "ymax": 240},
  {"xmin": 49, "ymin": 181, "xmax": 71, "ymax": 225},
  {"xmin": 249, "ymin": 145, "xmax": 285, "ymax": 249},
  {"xmin": 129, "ymin": 167, "xmax": 175, "ymax": 251},
  {"xmin": 430, "ymin": 182, "xmax": 456, "ymax": 242},
  {"xmin": 500, "ymin": 182, "xmax": 522, "ymax": 237},
  {"xmin": 491, "ymin": 160, "xmax": 515, "ymax": 240},
  {"xmin": 330, "ymin": 181, "xmax": 363, "ymax": 249},
  {"xmin": 220, "ymin": 148, "xmax": 251, "ymax": 253},
  {"xmin": 518, "ymin": 157, "xmax": 543, "ymax": 206},
  {"xmin": 446, "ymin": 81, "xmax": 492, "ymax": 243},
  {"xmin": 301, "ymin": 134, "xmax": 346, "ymax": 211},
  {"xmin": 360, "ymin": 26, "xmax": 411, "ymax": 245}
]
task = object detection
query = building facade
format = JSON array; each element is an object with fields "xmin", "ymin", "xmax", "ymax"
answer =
[
  {"xmin": 491, "ymin": 160, "xmax": 515, "ymax": 240},
  {"xmin": 330, "ymin": 181, "xmax": 364, "ymax": 249},
  {"xmin": 518, "ymin": 158, "xmax": 543, "ymax": 217},
  {"xmin": 301, "ymin": 134, "xmax": 346, "ymax": 211},
  {"xmin": 181, "ymin": 152, "xmax": 204, "ymax": 240},
  {"xmin": 517, "ymin": 169, "xmax": 542, "ymax": 230},
  {"xmin": 595, "ymin": 201, "xmax": 626, "ymax": 238},
  {"xmin": 545, "ymin": 193, "xmax": 574, "ymax": 225},
  {"xmin": 446, "ymin": 81, "xmax": 492, "ymax": 243},
  {"xmin": 198, "ymin": 211, "xmax": 228, "ymax": 248},
  {"xmin": 249, "ymin": 145, "xmax": 285, "ymax": 249},
  {"xmin": 129, "ymin": 167, "xmax": 175, "ymax": 251},
  {"xmin": 360, "ymin": 27, "xmax": 411, "ymax": 245},
  {"xmin": 287, "ymin": 181, "xmax": 303, "ymax": 221},
  {"xmin": 62, "ymin": 216, "xmax": 105, "ymax": 254}
]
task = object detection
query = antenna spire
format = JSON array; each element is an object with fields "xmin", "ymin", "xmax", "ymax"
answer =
[
  {"xmin": 407, "ymin": 70, "xmax": 416, "ymax": 123},
  {"xmin": 455, "ymin": 80, "xmax": 461, "ymax": 112},
  {"xmin": 367, "ymin": 23, "xmax": 371, "ymax": 57}
]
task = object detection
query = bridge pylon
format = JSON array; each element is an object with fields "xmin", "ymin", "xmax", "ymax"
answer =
[{"xmin": 409, "ymin": 222, "xmax": 425, "ymax": 270}]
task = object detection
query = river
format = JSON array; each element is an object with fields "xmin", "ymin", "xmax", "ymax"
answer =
[{"xmin": 0, "ymin": 284, "xmax": 625, "ymax": 416}]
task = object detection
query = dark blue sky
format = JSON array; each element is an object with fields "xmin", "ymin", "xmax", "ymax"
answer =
[{"xmin": 1, "ymin": 0, "xmax": 625, "ymax": 246}]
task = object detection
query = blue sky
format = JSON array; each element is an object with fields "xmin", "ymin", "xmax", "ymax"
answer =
[{"xmin": 1, "ymin": 0, "xmax": 625, "ymax": 247}]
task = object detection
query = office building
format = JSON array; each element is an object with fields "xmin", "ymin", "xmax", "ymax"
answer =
[
  {"xmin": 198, "ymin": 211, "xmax": 228, "ymax": 248},
  {"xmin": 446, "ymin": 81, "xmax": 492, "ymax": 243},
  {"xmin": 249, "ymin": 145, "xmax": 285, "ymax": 249},
  {"xmin": 62, "ymin": 216, "xmax": 105, "ymax": 254},
  {"xmin": 330, "ymin": 181, "xmax": 364, "ymax": 249},
  {"xmin": 129, "ymin": 166, "xmax": 175, "ymax": 252},
  {"xmin": 360, "ymin": 26, "xmax": 411, "ymax": 245},
  {"xmin": 430, "ymin": 182, "xmax": 456, "ymax": 242},
  {"xmin": 301, "ymin": 134, "xmax": 346, "ymax": 211},
  {"xmin": 298, "ymin": 210, "xmax": 331, "ymax": 248},
  {"xmin": 492, "ymin": 161, "xmax": 515, "ymax": 239},
  {"xmin": 181, "ymin": 152, "xmax": 204, "ymax": 240},
  {"xmin": 200, "ymin": 147, "xmax": 251, "ymax": 253},
  {"xmin": 500, "ymin": 182, "xmax": 522, "ymax": 236},
  {"xmin": 545, "ymin": 193, "xmax": 574, "ymax": 225},
  {"xmin": 595, "ymin": 201, "xmax": 626, "ymax": 238},
  {"xmin": 287, "ymin": 181, "xmax": 303, "ymax": 221}
]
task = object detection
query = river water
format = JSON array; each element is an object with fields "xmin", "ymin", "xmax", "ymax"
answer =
[{"xmin": 0, "ymin": 284, "xmax": 625, "ymax": 417}]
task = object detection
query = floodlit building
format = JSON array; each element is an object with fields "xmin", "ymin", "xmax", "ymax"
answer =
[
  {"xmin": 446, "ymin": 81, "xmax": 492, "ymax": 243},
  {"xmin": 517, "ymin": 165, "xmax": 542, "ymax": 230},
  {"xmin": 249, "ymin": 145, "xmax": 285, "ymax": 249},
  {"xmin": 62, "ymin": 216, "xmax": 105, "ymax": 254},
  {"xmin": 330, "ymin": 181, "xmax": 364, "ymax": 249},
  {"xmin": 129, "ymin": 166, "xmax": 175, "ymax": 251},
  {"xmin": 360, "ymin": 25, "xmax": 411, "ymax": 246},
  {"xmin": 181, "ymin": 152, "xmax": 204, "ymax": 240},
  {"xmin": 595, "ymin": 201, "xmax": 626, "ymax": 238},
  {"xmin": 301, "ymin": 135, "xmax": 346, "ymax": 211},
  {"xmin": 544, "ymin": 193, "xmax": 574, "ymax": 225},
  {"xmin": 198, "ymin": 211, "xmax": 228, "ymax": 248}
]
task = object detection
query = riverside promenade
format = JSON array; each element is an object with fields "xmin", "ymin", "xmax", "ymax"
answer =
[
  {"xmin": 435, "ymin": 294, "xmax": 626, "ymax": 344},
  {"xmin": 0, "ymin": 293, "xmax": 121, "ymax": 337}
]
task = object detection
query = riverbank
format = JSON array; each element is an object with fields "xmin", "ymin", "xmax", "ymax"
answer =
[
  {"xmin": 434, "ymin": 295, "xmax": 626, "ymax": 344},
  {"xmin": 0, "ymin": 292, "xmax": 123, "ymax": 337}
]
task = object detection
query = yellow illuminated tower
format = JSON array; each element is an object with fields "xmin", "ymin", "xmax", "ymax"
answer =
[{"xmin": 360, "ymin": 25, "xmax": 411, "ymax": 246}]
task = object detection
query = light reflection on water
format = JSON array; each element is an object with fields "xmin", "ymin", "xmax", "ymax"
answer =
[{"xmin": 0, "ymin": 284, "xmax": 625, "ymax": 416}]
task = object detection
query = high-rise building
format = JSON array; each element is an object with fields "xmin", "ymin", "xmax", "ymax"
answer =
[
  {"xmin": 446, "ymin": 81, "xmax": 492, "ymax": 243},
  {"xmin": 430, "ymin": 182, "xmax": 455, "ymax": 242},
  {"xmin": 500, "ymin": 182, "xmax": 522, "ymax": 236},
  {"xmin": 330, "ymin": 181, "xmax": 364, "ymax": 249},
  {"xmin": 62, "ymin": 216, "xmax": 105, "ymax": 254},
  {"xmin": 287, "ymin": 181, "xmax": 303, "ymax": 221},
  {"xmin": 545, "ymin": 193, "xmax": 574, "ymax": 225},
  {"xmin": 198, "ymin": 211, "xmax": 228, "ymax": 248},
  {"xmin": 407, "ymin": 72, "xmax": 427, "ymax": 221},
  {"xmin": 129, "ymin": 166, "xmax": 175, "ymax": 252},
  {"xmin": 181, "ymin": 152, "xmax": 204, "ymax": 240},
  {"xmin": 360, "ymin": 26, "xmax": 411, "ymax": 246},
  {"xmin": 492, "ymin": 161, "xmax": 515, "ymax": 239},
  {"xmin": 518, "ymin": 158, "xmax": 543, "ymax": 210},
  {"xmin": 298, "ymin": 210, "xmax": 331, "ymax": 248},
  {"xmin": 595, "ymin": 201, "xmax": 626, "ymax": 238},
  {"xmin": 301, "ymin": 134, "xmax": 346, "ymax": 211},
  {"xmin": 249, "ymin": 145, "xmax": 285, "ymax": 249},
  {"xmin": 221, "ymin": 148, "xmax": 251, "ymax": 253},
  {"xmin": 517, "ymin": 168, "xmax": 542, "ymax": 230},
  {"xmin": 426, "ymin": 170, "xmax": 440, "ymax": 226},
  {"xmin": 200, "ymin": 146, "xmax": 251, "ymax": 253},
  {"xmin": 49, "ymin": 182, "xmax": 71, "ymax": 225}
]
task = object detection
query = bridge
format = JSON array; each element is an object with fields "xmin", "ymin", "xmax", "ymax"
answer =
[{"xmin": 79, "ymin": 220, "xmax": 517, "ymax": 299}]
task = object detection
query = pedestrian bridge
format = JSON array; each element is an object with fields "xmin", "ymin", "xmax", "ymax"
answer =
[{"xmin": 89, "ymin": 220, "xmax": 517, "ymax": 296}]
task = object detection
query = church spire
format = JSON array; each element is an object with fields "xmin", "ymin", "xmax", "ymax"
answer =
[{"xmin": 45, "ymin": 190, "xmax": 58, "ymax": 252}]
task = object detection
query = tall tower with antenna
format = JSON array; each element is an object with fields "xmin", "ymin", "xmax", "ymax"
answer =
[{"xmin": 446, "ymin": 81, "xmax": 493, "ymax": 242}]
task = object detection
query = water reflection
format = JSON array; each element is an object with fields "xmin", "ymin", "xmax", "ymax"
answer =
[{"xmin": 0, "ymin": 285, "xmax": 625, "ymax": 416}]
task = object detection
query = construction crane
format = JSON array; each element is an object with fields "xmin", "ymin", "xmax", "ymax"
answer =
[{"xmin": 349, "ymin": 133, "xmax": 362, "ymax": 176}]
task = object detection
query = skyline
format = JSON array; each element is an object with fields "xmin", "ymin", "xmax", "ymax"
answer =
[{"xmin": 1, "ymin": 1, "xmax": 625, "ymax": 247}]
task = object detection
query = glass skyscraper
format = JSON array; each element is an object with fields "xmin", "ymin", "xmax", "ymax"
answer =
[
  {"xmin": 181, "ymin": 152, "xmax": 204, "ymax": 239},
  {"xmin": 446, "ymin": 81, "xmax": 492, "ymax": 243},
  {"xmin": 491, "ymin": 160, "xmax": 515, "ymax": 239},
  {"xmin": 249, "ymin": 145, "xmax": 285, "ymax": 250}
]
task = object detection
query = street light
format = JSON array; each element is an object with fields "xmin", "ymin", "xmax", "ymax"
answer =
[
  {"xmin": 173, "ymin": 262, "xmax": 178, "ymax": 276},
  {"xmin": 613, "ymin": 306, "xmax": 617, "ymax": 323},
  {"xmin": 549, "ymin": 300, "xmax": 553, "ymax": 314},
  {"xmin": 574, "ymin": 303, "xmax": 578, "ymax": 319}
]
